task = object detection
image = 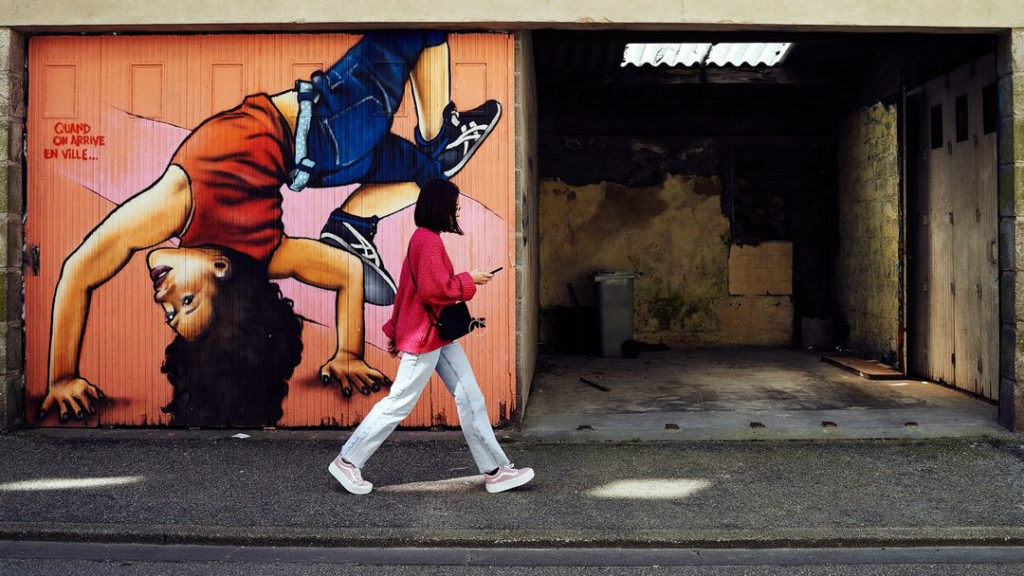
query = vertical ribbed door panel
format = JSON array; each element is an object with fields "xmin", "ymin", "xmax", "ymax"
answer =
[{"xmin": 26, "ymin": 33, "xmax": 515, "ymax": 428}]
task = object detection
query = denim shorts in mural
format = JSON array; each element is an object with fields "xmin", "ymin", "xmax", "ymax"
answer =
[{"xmin": 305, "ymin": 31, "xmax": 447, "ymax": 188}]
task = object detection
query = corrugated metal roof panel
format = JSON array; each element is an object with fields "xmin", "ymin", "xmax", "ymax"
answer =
[{"xmin": 622, "ymin": 42, "xmax": 791, "ymax": 67}]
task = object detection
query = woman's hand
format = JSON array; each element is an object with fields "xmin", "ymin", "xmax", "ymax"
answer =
[
  {"xmin": 470, "ymin": 269, "xmax": 494, "ymax": 285},
  {"xmin": 39, "ymin": 376, "xmax": 105, "ymax": 423},
  {"xmin": 320, "ymin": 352, "xmax": 392, "ymax": 398}
]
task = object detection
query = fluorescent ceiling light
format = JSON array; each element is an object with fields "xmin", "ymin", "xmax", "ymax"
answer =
[{"xmin": 622, "ymin": 43, "xmax": 792, "ymax": 68}]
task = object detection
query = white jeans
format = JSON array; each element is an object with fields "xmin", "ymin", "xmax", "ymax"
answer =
[{"xmin": 340, "ymin": 341, "xmax": 510, "ymax": 473}]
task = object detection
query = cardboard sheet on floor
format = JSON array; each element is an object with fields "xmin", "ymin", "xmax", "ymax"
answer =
[{"xmin": 821, "ymin": 355, "xmax": 904, "ymax": 380}]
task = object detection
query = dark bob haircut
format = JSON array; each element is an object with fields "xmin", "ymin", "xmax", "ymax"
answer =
[
  {"xmin": 161, "ymin": 245, "xmax": 303, "ymax": 428},
  {"xmin": 414, "ymin": 178, "xmax": 464, "ymax": 235}
]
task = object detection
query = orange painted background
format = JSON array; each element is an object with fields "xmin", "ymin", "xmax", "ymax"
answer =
[{"xmin": 25, "ymin": 33, "xmax": 515, "ymax": 428}]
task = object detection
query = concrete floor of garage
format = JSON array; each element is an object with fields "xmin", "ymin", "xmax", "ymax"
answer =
[{"xmin": 520, "ymin": 347, "xmax": 1009, "ymax": 441}]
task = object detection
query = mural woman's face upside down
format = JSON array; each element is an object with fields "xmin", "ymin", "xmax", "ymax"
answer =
[{"xmin": 146, "ymin": 247, "xmax": 231, "ymax": 341}]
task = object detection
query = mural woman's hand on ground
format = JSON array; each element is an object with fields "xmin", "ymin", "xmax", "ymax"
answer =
[
  {"xmin": 44, "ymin": 166, "xmax": 191, "ymax": 424},
  {"xmin": 270, "ymin": 238, "xmax": 387, "ymax": 399},
  {"xmin": 320, "ymin": 351, "xmax": 391, "ymax": 397},
  {"xmin": 39, "ymin": 376, "xmax": 104, "ymax": 422}
]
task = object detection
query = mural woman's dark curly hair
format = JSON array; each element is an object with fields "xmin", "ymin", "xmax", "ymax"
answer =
[{"xmin": 161, "ymin": 245, "xmax": 303, "ymax": 427}]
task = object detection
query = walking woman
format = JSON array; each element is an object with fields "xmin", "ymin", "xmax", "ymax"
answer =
[{"xmin": 328, "ymin": 179, "xmax": 534, "ymax": 495}]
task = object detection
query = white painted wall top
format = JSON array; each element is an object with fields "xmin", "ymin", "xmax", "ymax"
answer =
[{"xmin": 0, "ymin": 0, "xmax": 1020, "ymax": 30}]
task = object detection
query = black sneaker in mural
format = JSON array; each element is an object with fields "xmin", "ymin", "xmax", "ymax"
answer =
[
  {"xmin": 415, "ymin": 100, "xmax": 502, "ymax": 178},
  {"xmin": 320, "ymin": 209, "xmax": 396, "ymax": 307}
]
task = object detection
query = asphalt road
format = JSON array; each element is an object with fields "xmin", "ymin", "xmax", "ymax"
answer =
[
  {"xmin": 3, "ymin": 431, "xmax": 1023, "ymax": 557},
  {"xmin": 2, "ymin": 541, "xmax": 1024, "ymax": 575},
  {"xmin": 3, "ymin": 432, "xmax": 1024, "ymax": 549}
]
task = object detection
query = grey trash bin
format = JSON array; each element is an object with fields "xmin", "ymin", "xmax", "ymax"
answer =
[{"xmin": 593, "ymin": 270, "xmax": 639, "ymax": 357}]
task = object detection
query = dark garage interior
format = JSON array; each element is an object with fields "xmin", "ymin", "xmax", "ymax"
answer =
[{"xmin": 524, "ymin": 30, "xmax": 1005, "ymax": 437}]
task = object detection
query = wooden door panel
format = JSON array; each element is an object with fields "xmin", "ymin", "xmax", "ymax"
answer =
[
  {"xmin": 910, "ymin": 54, "xmax": 998, "ymax": 400},
  {"xmin": 950, "ymin": 55, "xmax": 998, "ymax": 399},
  {"xmin": 923, "ymin": 74, "xmax": 956, "ymax": 386}
]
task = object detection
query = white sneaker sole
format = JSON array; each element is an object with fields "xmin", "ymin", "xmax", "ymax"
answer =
[
  {"xmin": 485, "ymin": 468, "xmax": 534, "ymax": 493},
  {"xmin": 320, "ymin": 233, "xmax": 396, "ymax": 307},
  {"xmin": 328, "ymin": 460, "xmax": 372, "ymax": 495},
  {"xmin": 443, "ymin": 101, "xmax": 502, "ymax": 178}
]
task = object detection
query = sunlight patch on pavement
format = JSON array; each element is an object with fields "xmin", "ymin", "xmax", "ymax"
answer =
[
  {"xmin": 377, "ymin": 474, "xmax": 485, "ymax": 494},
  {"xmin": 587, "ymin": 478, "xmax": 712, "ymax": 500},
  {"xmin": 0, "ymin": 476, "xmax": 145, "ymax": 492}
]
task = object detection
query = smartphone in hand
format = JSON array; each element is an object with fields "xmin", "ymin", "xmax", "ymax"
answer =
[{"xmin": 489, "ymin": 267, "xmax": 503, "ymax": 274}]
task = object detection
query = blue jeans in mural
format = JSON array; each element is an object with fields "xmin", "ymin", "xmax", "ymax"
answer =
[
  {"xmin": 304, "ymin": 30, "xmax": 448, "ymax": 188},
  {"xmin": 340, "ymin": 341, "xmax": 510, "ymax": 474}
]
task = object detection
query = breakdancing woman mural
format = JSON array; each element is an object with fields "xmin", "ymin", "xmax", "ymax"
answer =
[{"xmin": 37, "ymin": 31, "xmax": 501, "ymax": 427}]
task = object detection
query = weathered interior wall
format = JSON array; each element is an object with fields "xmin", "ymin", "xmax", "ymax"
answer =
[
  {"xmin": 539, "ymin": 174, "xmax": 792, "ymax": 349},
  {"xmin": 836, "ymin": 103, "xmax": 901, "ymax": 359},
  {"xmin": 514, "ymin": 31, "xmax": 539, "ymax": 420},
  {"xmin": 0, "ymin": 28, "xmax": 24, "ymax": 430}
]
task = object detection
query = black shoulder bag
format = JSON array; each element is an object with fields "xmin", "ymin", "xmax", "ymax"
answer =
[{"xmin": 408, "ymin": 255, "xmax": 484, "ymax": 341}]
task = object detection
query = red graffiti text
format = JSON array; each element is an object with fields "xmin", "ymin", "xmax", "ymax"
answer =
[{"xmin": 45, "ymin": 122, "xmax": 105, "ymax": 161}]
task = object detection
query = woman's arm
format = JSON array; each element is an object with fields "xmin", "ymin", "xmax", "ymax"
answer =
[
  {"xmin": 268, "ymin": 237, "xmax": 388, "ymax": 396},
  {"xmin": 411, "ymin": 234, "xmax": 487, "ymax": 305},
  {"xmin": 42, "ymin": 166, "xmax": 191, "ymax": 421}
]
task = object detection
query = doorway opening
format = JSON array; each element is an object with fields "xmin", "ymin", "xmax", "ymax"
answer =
[{"xmin": 527, "ymin": 30, "xmax": 1005, "ymax": 438}]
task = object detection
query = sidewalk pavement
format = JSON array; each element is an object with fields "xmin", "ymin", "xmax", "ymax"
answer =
[{"xmin": 0, "ymin": 428, "xmax": 1022, "ymax": 549}]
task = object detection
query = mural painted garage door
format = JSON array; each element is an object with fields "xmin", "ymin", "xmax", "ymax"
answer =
[{"xmin": 25, "ymin": 32, "xmax": 515, "ymax": 428}]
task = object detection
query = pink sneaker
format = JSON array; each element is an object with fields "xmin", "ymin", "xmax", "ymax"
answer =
[
  {"xmin": 328, "ymin": 456, "xmax": 372, "ymax": 495},
  {"xmin": 484, "ymin": 463, "xmax": 534, "ymax": 493}
]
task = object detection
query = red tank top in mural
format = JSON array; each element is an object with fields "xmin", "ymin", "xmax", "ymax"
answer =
[{"xmin": 173, "ymin": 94, "xmax": 293, "ymax": 264}]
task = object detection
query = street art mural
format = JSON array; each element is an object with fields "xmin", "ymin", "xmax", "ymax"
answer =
[{"xmin": 26, "ymin": 32, "xmax": 515, "ymax": 428}]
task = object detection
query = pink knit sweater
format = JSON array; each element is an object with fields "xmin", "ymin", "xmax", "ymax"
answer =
[{"xmin": 383, "ymin": 227, "xmax": 477, "ymax": 354}]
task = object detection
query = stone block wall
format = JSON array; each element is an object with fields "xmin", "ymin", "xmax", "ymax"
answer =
[
  {"xmin": 836, "ymin": 102, "xmax": 901, "ymax": 359},
  {"xmin": 0, "ymin": 28, "xmax": 24, "ymax": 430},
  {"xmin": 998, "ymin": 30, "xmax": 1024, "ymax": 431}
]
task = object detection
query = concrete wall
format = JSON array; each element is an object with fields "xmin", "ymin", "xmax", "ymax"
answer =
[
  {"xmin": 0, "ymin": 28, "xmax": 24, "ymax": 431},
  {"xmin": 1, "ymin": 0, "xmax": 1019, "ymax": 30},
  {"xmin": 998, "ymin": 30, "xmax": 1024, "ymax": 431},
  {"xmin": 514, "ymin": 31, "xmax": 539, "ymax": 420},
  {"xmin": 539, "ymin": 174, "xmax": 793, "ymax": 348},
  {"xmin": 836, "ymin": 103, "xmax": 901, "ymax": 359}
]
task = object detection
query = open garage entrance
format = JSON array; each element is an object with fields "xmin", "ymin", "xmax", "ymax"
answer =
[{"xmin": 524, "ymin": 30, "xmax": 1009, "ymax": 438}]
